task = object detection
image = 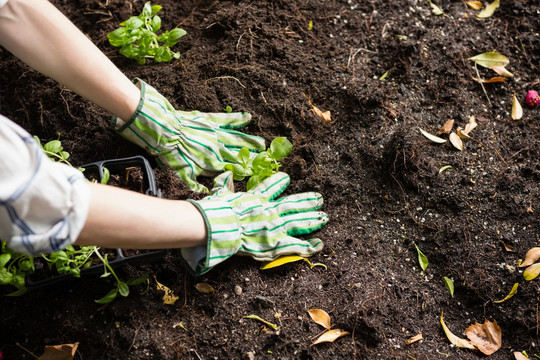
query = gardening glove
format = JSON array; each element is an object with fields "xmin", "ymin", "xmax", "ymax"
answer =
[
  {"xmin": 112, "ymin": 79, "xmax": 266, "ymax": 193},
  {"xmin": 180, "ymin": 171, "xmax": 329, "ymax": 275}
]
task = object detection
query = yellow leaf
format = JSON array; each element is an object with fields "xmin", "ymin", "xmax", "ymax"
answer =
[
  {"xmin": 512, "ymin": 92, "xmax": 523, "ymax": 120},
  {"xmin": 523, "ymin": 263, "xmax": 540, "ymax": 281},
  {"xmin": 477, "ymin": 0, "xmax": 499, "ymax": 18},
  {"xmin": 308, "ymin": 309, "xmax": 332, "ymax": 330},
  {"xmin": 465, "ymin": 1, "xmax": 483, "ymax": 10},
  {"xmin": 430, "ymin": 1, "xmax": 444, "ymax": 15},
  {"xmin": 449, "ymin": 132, "xmax": 464, "ymax": 151},
  {"xmin": 468, "ymin": 51, "xmax": 509, "ymax": 68},
  {"xmin": 261, "ymin": 255, "xmax": 308, "ymax": 269},
  {"xmin": 195, "ymin": 282, "xmax": 215, "ymax": 294},
  {"xmin": 491, "ymin": 65, "xmax": 513, "ymax": 77},
  {"xmin": 38, "ymin": 343, "xmax": 79, "ymax": 360},
  {"xmin": 465, "ymin": 319, "xmax": 502, "ymax": 355},
  {"xmin": 439, "ymin": 165, "xmax": 452, "ymax": 174},
  {"xmin": 437, "ymin": 119, "xmax": 454, "ymax": 135},
  {"xmin": 519, "ymin": 247, "xmax": 540, "ymax": 267},
  {"xmin": 493, "ymin": 283, "xmax": 519, "ymax": 303},
  {"xmin": 419, "ymin": 127, "xmax": 447, "ymax": 144},
  {"xmin": 154, "ymin": 276, "xmax": 179, "ymax": 305},
  {"xmin": 244, "ymin": 315, "xmax": 279, "ymax": 330},
  {"xmin": 440, "ymin": 312, "xmax": 477, "ymax": 350},
  {"xmin": 311, "ymin": 329, "xmax": 350, "ymax": 346},
  {"xmin": 406, "ymin": 333, "xmax": 423, "ymax": 345}
]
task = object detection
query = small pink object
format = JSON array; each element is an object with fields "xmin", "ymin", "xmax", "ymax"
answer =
[{"xmin": 525, "ymin": 90, "xmax": 540, "ymax": 107}]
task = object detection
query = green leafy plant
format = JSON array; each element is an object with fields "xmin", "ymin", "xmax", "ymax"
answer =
[
  {"xmin": 0, "ymin": 242, "xmax": 34, "ymax": 296},
  {"xmin": 107, "ymin": 1, "xmax": 187, "ymax": 64},
  {"xmin": 224, "ymin": 137, "xmax": 293, "ymax": 190}
]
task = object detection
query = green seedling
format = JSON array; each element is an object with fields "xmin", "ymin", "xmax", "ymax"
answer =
[
  {"xmin": 224, "ymin": 137, "xmax": 293, "ymax": 190},
  {"xmin": 107, "ymin": 1, "xmax": 187, "ymax": 64},
  {"xmin": 40, "ymin": 245, "xmax": 95, "ymax": 278},
  {"xmin": 34, "ymin": 135, "xmax": 73, "ymax": 167}
]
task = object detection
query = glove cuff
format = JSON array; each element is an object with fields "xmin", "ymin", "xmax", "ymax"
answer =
[{"xmin": 179, "ymin": 199, "xmax": 241, "ymax": 275}]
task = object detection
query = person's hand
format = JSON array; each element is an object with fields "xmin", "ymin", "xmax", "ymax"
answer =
[
  {"xmin": 113, "ymin": 79, "xmax": 266, "ymax": 192},
  {"xmin": 180, "ymin": 171, "xmax": 329, "ymax": 275}
]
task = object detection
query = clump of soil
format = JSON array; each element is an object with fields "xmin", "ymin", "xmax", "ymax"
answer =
[{"xmin": 1, "ymin": 0, "xmax": 540, "ymax": 359}]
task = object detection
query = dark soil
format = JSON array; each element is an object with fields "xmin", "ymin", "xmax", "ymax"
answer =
[{"xmin": 1, "ymin": 0, "xmax": 540, "ymax": 359}]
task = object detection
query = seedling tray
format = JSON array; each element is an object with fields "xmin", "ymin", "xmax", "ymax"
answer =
[{"xmin": 26, "ymin": 156, "xmax": 166, "ymax": 290}]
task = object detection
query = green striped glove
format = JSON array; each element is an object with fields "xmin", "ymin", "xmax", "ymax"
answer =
[
  {"xmin": 112, "ymin": 79, "xmax": 266, "ymax": 192},
  {"xmin": 180, "ymin": 171, "xmax": 329, "ymax": 275}
]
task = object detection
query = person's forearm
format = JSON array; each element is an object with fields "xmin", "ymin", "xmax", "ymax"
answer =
[
  {"xmin": 0, "ymin": 0, "xmax": 140, "ymax": 121},
  {"xmin": 75, "ymin": 182, "xmax": 207, "ymax": 249}
]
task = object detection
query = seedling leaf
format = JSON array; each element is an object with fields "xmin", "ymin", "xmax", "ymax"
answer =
[
  {"xmin": 440, "ymin": 312, "xmax": 477, "ymax": 350},
  {"xmin": 443, "ymin": 277, "xmax": 454, "ymax": 297},
  {"xmin": 465, "ymin": 320, "xmax": 502, "ymax": 355},
  {"xmin": 269, "ymin": 137, "xmax": 293, "ymax": 161},
  {"xmin": 414, "ymin": 244, "xmax": 428, "ymax": 271},
  {"xmin": 419, "ymin": 128, "xmax": 447, "ymax": 144},
  {"xmin": 449, "ymin": 132, "xmax": 464, "ymax": 151},
  {"xmin": 95, "ymin": 288, "xmax": 118, "ymax": 304},
  {"xmin": 311, "ymin": 329, "xmax": 350, "ymax": 346},
  {"xmin": 468, "ymin": 51, "xmax": 509, "ymax": 69},
  {"xmin": 512, "ymin": 93, "xmax": 523, "ymax": 120},
  {"xmin": 477, "ymin": 0, "xmax": 500, "ymax": 18},
  {"xmin": 494, "ymin": 283, "xmax": 518, "ymax": 303},
  {"xmin": 523, "ymin": 263, "xmax": 540, "ymax": 281},
  {"xmin": 244, "ymin": 315, "xmax": 279, "ymax": 330},
  {"xmin": 519, "ymin": 247, "xmax": 540, "ymax": 267},
  {"xmin": 308, "ymin": 309, "xmax": 332, "ymax": 330}
]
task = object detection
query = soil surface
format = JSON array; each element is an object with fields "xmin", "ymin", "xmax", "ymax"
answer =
[{"xmin": 1, "ymin": 0, "xmax": 540, "ymax": 359}]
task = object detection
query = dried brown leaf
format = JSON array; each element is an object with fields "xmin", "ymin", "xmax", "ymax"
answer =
[
  {"xmin": 419, "ymin": 128, "xmax": 447, "ymax": 143},
  {"xmin": 519, "ymin": 247, "xmax": 540, "ymax": 267},
  {"xmin": 457, "ymin": 127, "xmax": 471, "ymax": 139},
  {"xmin": 449, "ymin": 132, "xmax": 464, "ymax": 151},
  {"xmin": 406, "ymin": 333, "xmax": 423, "ymax": 345},
  {"xmin": 512, "ymin": 93, "xmax": 523, "ymax": 120},
  {"xmin": 473, "ymin": 76, "xmax": 506, "ymax": 83},
  {"xmin": 514, "ymin": 351, "xmax": 530, "ymax": 360},
  {"xmin": 491, "ymin": 65, "xmax": 513, "ymax": 77},
  {"xmin": 38, "ymin": 343, "xmax": 79, "ymax": 360},
  {"xmin": 311, "ymin": 329, "xmax": 350, "ymax": 346},
  {"xmin": 464, "ymin": 115, "xmax": 478, "ymax": 134},
  {"xmin": 308, "ymin": 309, "xmax": 332, "ymax": 330},
  {"xmin": 195, "ymin": 282, "xmax": 215, "ymax": 294},
  {"xmin": 465, "ymin": 320, "xmax": 502, "ymax": 355},
  {"xmin": 437, "ymin": 119, "xmax": 454, "ymax": 135},
  {"xmin": 312, "ymin": 106, "xmax": 333, "ymax": 124}
]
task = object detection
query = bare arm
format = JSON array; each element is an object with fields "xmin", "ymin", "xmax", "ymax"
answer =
[
  {"xmin": 0, "ymin": 0, "xmax": 140, "ymax": 121},
  {"xmin": 76, "ymin": 182, "xmax": 207, "ymax": 249}
]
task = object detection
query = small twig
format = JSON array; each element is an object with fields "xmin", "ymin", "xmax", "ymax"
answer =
[
  {"xmin": 59, "ymin": 89, "xmax": 76, "ymax": 119},
  {"xmin": 204, "ymin": 76, "xmax": 246, "ymax": 88},
  {"xmin": 128, "ymin": 323, "xmax": 143, "ymax": 352},
  {"xmin": 474, "ymin": 63, "xmax": 492, "ymax": 107},
  {"xmin": 16, "ymin": 342, "xmax": 38, "ymax": 358}
]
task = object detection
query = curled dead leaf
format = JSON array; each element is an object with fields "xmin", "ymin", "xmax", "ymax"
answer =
[
  {"xmin": 491, "ymin": 65, "xmax": 513, "ymax": 77},
  {"xmin": 449, "ymin": 132, "xmax": 464, "ymax": 151},
  {"xmin": 473, "ymin": 76, "xmax": 506, "ymax": 84},
  {"xmin": 155, "ymin": 276, "xmax": 179, "ymax": 305},
  {"xmin": 437, "ymin": 119, "xmax": 454, "ymax": 135},
  {"xmin": 457, "ymin": 127, "xmax": 471, "ymax": 139},
  {"xmin": 512, "ymin": 92, "xmax": 523, "ymax": 120},
  {"xmin": 464, "ymin": 115, "xmax": 478, "ymax": 134},
  {"xmin": 308, "ymin": 309, "xmax": 332, "ymax": 330},
  {"xmin": 493, "ymin": 283, "xmax": 518, "ymax": 304},
  {"xmin": 312, "ymin": 106, "xmax": 333, "ymax": 124},
  {"xmin": 419, "ymin": 127, "xmax": 447, "ymax": 144},
  {"xmin": 464, "ymin": 319, "xmax": 502, "ymax": 356},
  {"xmin": 405, "ymin": 333, "xmax": 423, "ymax": 345},
  {"xmin": 440, "ymin": 312, "xmax": 477, "ymax": 350},
  {"xmin": 519, "ymin": 247, "xmax": 540, "ymax": 267},
  {"xmin": 311, "ymin": 329, "xmax": 350, "ymax": 346},
  {"xmin": 38, "ymin": 343, "xmax": 79, "ymax": 360},
  {"xmin": 195, "ymin": 282, "xmax": 215, "ymax": 294}
]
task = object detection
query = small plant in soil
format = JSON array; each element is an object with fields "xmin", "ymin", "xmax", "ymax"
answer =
[
  {"xmin": 107, "ymin": 1, "xmax": 187, "ymax": 64},
  {"xmin": 224, "ymin": 137, "xmax": 293, "ymax": 190}
]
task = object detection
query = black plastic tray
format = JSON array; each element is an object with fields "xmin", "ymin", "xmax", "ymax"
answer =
[{"xmin": 26, "ymin": 156, "xmax": 167, "ymax": 290}]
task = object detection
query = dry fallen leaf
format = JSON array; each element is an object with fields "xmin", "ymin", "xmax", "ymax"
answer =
[
  {"xmin": 512, "ymin": 92, "xmax": 523, "ymax": 120},
  {"xmin": 312, "ymin": 106, "xmax": 333, "ymax": 124},
  {"xmin": 419, "ymin": 128, "xmax": 447, "ymax": 144},
  {"xmin": 523, "ymin": 263, "xmax": 540, "ymax": 281},
  {"xmin": 465, "ymin": 320, "xmax": 502, "ymax": 355},
  {"xmin": 469, "ymin": 51, "xmax": 509, "ymax": 69},
  {"xmin": 491, "ymin": 65, "xmax": 513, "ymax": 77},
  {"xmin": 38, "ymin": 343, "xmax": 79, "ymax": 360},
  {"xmin": 155, "ymin": 276, "xmax": 179, "ymax": 305},
  {"xmin": 519, "ymin": 247, "xmax": 540, "ymax": 267},
  {"xmin": 261, "ymin": 255, "xmax": 307, "ymax": 269},
  {"xmin": 464, "ymin": 115, "xmax": 478, "ymax": 134},
  {"xmin": 308, "ymin": 309, "xmax": 332, "ymax": 330},
  {"xmin": 195, "ymin": 282, "xmax": 215, "ymax": 294},
  {"xmin": 437, "ymin": 119, "xmax": 454, "ymax": 135},
  {"xmin": 514, "ymin": 351, "xmax": 530, "ymax": 360},
  {"xmin": 244, "ymin": 315, "xmax": 279, "ymax": 330},
  {"xmin": 440, "ymin": 312, "xmax": 477, "ymax": 350},
  {"xmin": 465, "ymin": 1, "xmax": 483, "ymax": 10},
  {"xmin": 473, "ymin": 76, "xmax": 506, "ymax": 84},
  {"xmin": 449, "ymin": 132, "xmax": 464, "ymax": 151},
  {"xmin": 311, "ymin": 329, "xmax": 350, "ymax": 346},
  {"xmin": 405, "ymin": 333, "xmax": 423, "ymax": 345},
  {"xmin": 477, "ymin": 0, "xmax": 499, "ymax": 18},
  {"xmin": 457, "ymin": 127, "xmax": 471, "ymax": 139}
]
